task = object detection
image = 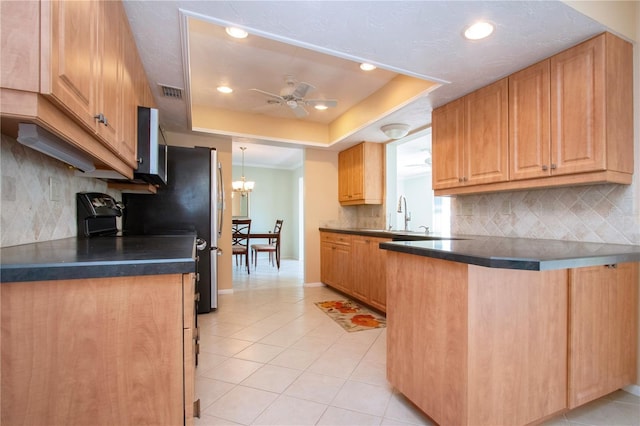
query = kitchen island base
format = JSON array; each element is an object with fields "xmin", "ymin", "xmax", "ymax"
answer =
[{"xmin": 386, "ymin": 252, "xmax": 638, "ymax": 426}]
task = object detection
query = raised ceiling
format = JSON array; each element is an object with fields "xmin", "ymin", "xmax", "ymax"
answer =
[{"xmin": 122, "ymin": 1, "xmax": 609, "ymax": 166}]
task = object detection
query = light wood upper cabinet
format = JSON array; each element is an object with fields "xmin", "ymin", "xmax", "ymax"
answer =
[
  {"xmin": 45, "ymin": 0, "xmax": 123, "ymax": 152},
  {"xmin": 432, "ymin": 98, "xmax": 464, "ymax": 189},
  {"xmin": 338, "ymin": 142, "xmax": 384, "ymax": 205},
  {"xmin": 44, "ymin": 0, "xmax": 98, "ymax": 131},
  {"xmin": 464, "ymin": 78, "xmax": 509, "ymax": 186},
  {"xmin": 568, "ymin": 262, "xmax": 638, "ymax": 409},
  {"xmin": 433, "ymin": 79, "xmax": 508, "ymax": 190},
  {"xmin": 435, "ymin": 32, "xmax": 633, "ymax": 196},
  {"xmin": 551, "ymin": 33, "xmax": 632, "ymax": 177},
  {"xmin": 1, "ymin": 0, "xmax": 152, "ymax": 178},
  {"xmin": 509, "ymin": 60, "xmax": 551, "ymax": 181}
]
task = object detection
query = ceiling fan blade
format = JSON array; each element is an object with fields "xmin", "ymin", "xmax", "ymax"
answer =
[
  {"xmin": 291, "ymin": 104, "xmax": 309, "ymax": 118},
  {"xmin": 250, "ymin": 88, "xmax": 284, "ymax": 101},
  {"xmin": 305, "ymin": 99, "xmax": 338, "ymax": 108},
  {"xmin": 292, "ymin": 82, "xmax": 315, "ymax": 99}
]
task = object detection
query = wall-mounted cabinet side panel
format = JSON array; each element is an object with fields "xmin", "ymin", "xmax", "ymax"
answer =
[{"xmin": 509, "ymin": 60, "xmax": 551, "ymax": 181}]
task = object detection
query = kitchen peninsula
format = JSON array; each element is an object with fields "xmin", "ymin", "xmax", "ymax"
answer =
[
  {"xmin": 1, "ymin": 235, "xmax": 199, "ymax": 425},
  {"xmin": 381, "ymin": 236, "xmax": 640, "ymax": 426}
]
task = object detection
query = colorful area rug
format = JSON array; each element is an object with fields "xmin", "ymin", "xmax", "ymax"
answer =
[{"xmin": 314, "ymin": 300, "xmax": 386, "ymax": 332}]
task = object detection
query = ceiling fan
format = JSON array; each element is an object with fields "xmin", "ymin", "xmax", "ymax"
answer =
[{"xmin": 251, "ymin": 76, "xmax": 338, "ymax": 118}]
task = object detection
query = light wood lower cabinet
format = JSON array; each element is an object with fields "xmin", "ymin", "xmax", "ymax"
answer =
[
  {"xmin": 568, "ymin": 262, "xmax": 639, "ymax": 408},
  {"xmin": 320, "ymin": 232, "xmax": 390, "ymax": 311},
  {"xmin": 1, "ymin": 273, "xmax": 197, "ymax": 426},
  {"xmin": 351, "ymin": 235, "xmax": 389, "ymax": 311},
  {"xmin": 320, "ymin": 232, "xmax": 352, "ymax": 294},
  {"xmin": 386, "ymin": 253, "xmax": 639, "ymax": 426}
]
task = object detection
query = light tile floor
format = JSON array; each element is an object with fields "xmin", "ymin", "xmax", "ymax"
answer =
[{"xmin": 195, "ymin": 259, "xmax": 640, "ymax": 426}]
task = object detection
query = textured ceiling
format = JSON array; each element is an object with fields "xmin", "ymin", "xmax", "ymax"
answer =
[{"xmin": 122, "ymin": 1, "xmax": 607, "ymax": 167}]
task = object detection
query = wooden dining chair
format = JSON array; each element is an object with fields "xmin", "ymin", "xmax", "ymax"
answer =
[
  {"xmin": 251, "ymin": 219, "xmax": 283, "ymax": 269},
  {"xmin": 232, "ymin": 218, "xmax": 251, "ymax": 274}
]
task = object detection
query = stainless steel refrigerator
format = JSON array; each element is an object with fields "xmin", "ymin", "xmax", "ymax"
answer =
[{"xmin": 122, "ymin": 146, "xmax": 223, "ymax": 313}]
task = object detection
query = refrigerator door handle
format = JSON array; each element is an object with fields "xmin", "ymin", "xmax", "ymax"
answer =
[{"xmin": 217, "ymin": 161, "xmax": 224, "ymax": 238}]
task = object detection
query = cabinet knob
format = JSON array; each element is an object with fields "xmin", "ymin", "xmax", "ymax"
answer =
[
  {"xmin": 550, "ymin": 164, "xmax": 557, "ymax": 170},
  {"xmin": 542, "ymin": 165, "xmax": 548, "ymax": 171},
  {"xmin": 463, "ymin": 176, "xmax": 468, "ymax": 182},
  {"xmin": 458, "ymin": 177, "xmax": 464, "ymax": 182},
  {"xmin": 93, "ymin": 113, "xmax": 108, "ymax": 126}
]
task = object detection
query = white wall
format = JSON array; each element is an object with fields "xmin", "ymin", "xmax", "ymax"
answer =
[{"xmin": 233, "ymin": 165, "xmax": 300, "ymax": 259}]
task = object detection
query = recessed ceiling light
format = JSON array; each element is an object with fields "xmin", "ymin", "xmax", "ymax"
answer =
[
  {"xmin": 464, "ymin": 22, "xmax": 494, "ymax": 40},
  {"xmin": 314, "ymin": 104, "xmax": 329, "ymax": 110},
  {"xmin": 360, "ymin": 63, "xmax": 376, "ymax": 71},
  {"xmin": 217, "ymin": 86, "xmax": 233, "ymax": 94},
  {"xmin": 225, "ymin": 27, "xmax": 248, "ymax": 39}
]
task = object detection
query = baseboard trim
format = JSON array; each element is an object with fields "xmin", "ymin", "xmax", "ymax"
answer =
[
  {"xmin": 623, "ymin": 384, "xmax": 640, "ymax": 396},
  {"xmin": 304, "ymin": 282, "xmax": 326, "ymax": 288},
  {"xmin": 218, "ymin": 289, "xmax": 234, "ymax": 294}
]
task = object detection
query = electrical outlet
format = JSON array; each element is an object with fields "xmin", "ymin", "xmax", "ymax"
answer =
[{"xmin": 49, "ymin": 177, "xmax": 62, "ymax": 201}]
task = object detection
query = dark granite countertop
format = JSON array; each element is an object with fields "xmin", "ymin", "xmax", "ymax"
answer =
[
  {"xmin": 319, "ymin": 227, "xmax": 640, "ymax": 270},
  {"xmin": 1, "ymin": 235, "xmax": 196, "ymax": 283},
  {"xmin": 380, "ymin": 237, "xmax": 640, "ymax": 271}
]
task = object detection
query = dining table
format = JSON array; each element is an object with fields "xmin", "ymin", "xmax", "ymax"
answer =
[{"xmin": 249, "ymin": 231, "xmax": 281, "ymax": 269}]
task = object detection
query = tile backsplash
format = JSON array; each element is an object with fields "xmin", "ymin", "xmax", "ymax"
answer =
[
  {"xmin": 451, "ymin": 183, "xmax": 640, "ymax": 245},
  {"xmin": 1, "ymin": 134, "xmax": 121, "ymax": 247}
]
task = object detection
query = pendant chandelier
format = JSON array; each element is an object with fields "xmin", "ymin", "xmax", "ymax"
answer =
[{"xmin": 232, "ymin": 146, "xmax": 255, "ymax": 194}]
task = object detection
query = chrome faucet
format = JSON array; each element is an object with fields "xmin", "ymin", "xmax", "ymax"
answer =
[{"xmin": 397, "ymin": 195, "xmax": 411, "ymax": 231}]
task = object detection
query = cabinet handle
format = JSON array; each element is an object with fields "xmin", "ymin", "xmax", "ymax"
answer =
[
  {"xmin": 605, "ymin": 264, "xmax": 618, "ymax": 269},
  {"xmin": 194, "ymin": 327, "xmax": 200, "ymax": 341},
  {"xmin": 463, "ymin": 176, "xmax": 468, "ymax": 182},
  {"xmin": 550, "ymin": 164, "xmax": 557, "ymax": 170},
  {"xmin": 195, "ymin": 342, "xmax": 200, "ymax": 355},
  {"xmin": 542, "ymin": 165, "xmax": 548, "ymax": 171},
  {"xmin": 93, "ymin": 113, "xmax": 108, "ymax": 126},
  {"xmin": 193, "ymin": 399, "xmax": 201, "ymax": 418},
  {"xmin": 458, "ymin": 177, "xmax": 464, "ymax": 182}
]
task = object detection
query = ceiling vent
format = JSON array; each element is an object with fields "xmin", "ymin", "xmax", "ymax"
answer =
[{"xmin": 159, "ymin": 84, "xmax": 183, "ymax": 100}]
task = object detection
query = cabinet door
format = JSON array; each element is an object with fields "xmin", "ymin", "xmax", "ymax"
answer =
[
  {"xmin": 349, "ymin": 144, "xmax": 364, "ymax": 200},
  {"xmin": 367, "ymin": 237, "xmax": 388, "ymax": 312},
  {"xmin": 432, "ymin": 98, "xmax": 464, "ymax": 189},
  {"xmin": 509, "ymin": 60, "xmax": 551, "ymax": 180},
  {"xmin": 464, "ymin": 78, "xmax": 509, "ymax": 186},
  {"xmin": 351, "ymin": 237, "xmax": 371, "ymax": 302},
  {"xmin": 551, "ymin": 35, "xmax": 605, "ymax": 175},
  {"xmin": 320, "ymin": 242, "xmax": 336, "ymax": 286},
  {"xmin": 96, "ymin": 0, "xmax": 121, "ymax": 150},
  {"xmin": 568, "ymin": 263, "xmax": 639, "ymax": 408},
  {"xmin": 338, "ymin": 149, "xmax": 351, "ymax": 202},
  {"xmin": 119, "ymin": 9, "xmax": 141, "ymax": 167},
  {"xmin": 47, "ymin": 0, "xmax": 98, "ymax": 130}
]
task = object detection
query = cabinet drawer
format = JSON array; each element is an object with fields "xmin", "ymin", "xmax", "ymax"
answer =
[{"xmin": 320, "ymin": 232, "xmax": 351, "ymax": 246}]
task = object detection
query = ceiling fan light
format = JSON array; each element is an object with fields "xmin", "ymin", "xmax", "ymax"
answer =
[
  {"xmin": 217, "ymin": 85, "xmax": 233, "ymax": 94},
  {"xmin": 314, "ymin": 104, "xmax": 328, "ymax": 110},
  {"xmin": 360, "ymin": 63, "xmax": 376, "ymax": 71},
  {"xmin": 225, "ymin": 27, "xmax": 248, "ymax": 39},
  {"xmin": 381, "ymin": 123, "xmax": 410, "ymax": 139},
  {"xmin": 464, "ymin": 22, "xmax": 494, "ymax": 40}
]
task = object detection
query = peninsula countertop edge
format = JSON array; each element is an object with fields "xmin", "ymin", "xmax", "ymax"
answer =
[{"xmin": 319, "ymin": 227, "xmax": 640, "ymax": 271}]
